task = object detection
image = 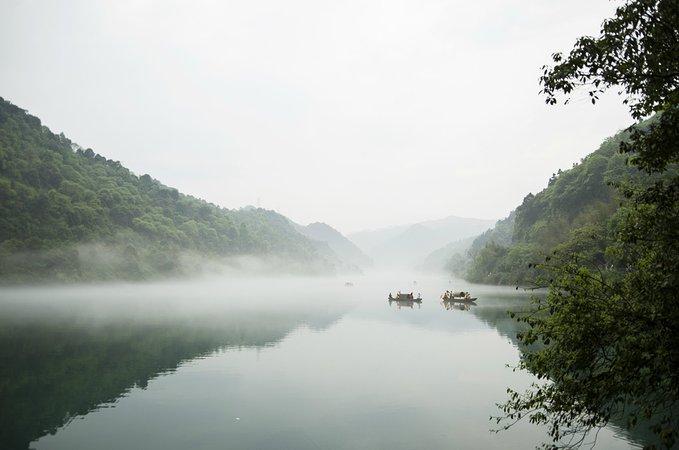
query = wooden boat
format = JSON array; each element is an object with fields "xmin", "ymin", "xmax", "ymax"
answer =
[
  {"xmin": 444, "ymin": 297, "xmax": 477, "ymax": 303},
  {"xmin": 441, "ymin": 291, "xmax": 477, "ymax": 303},
  {"xmin": 388, "ymin": 292, "xmax": 422, "ymax": 302}
]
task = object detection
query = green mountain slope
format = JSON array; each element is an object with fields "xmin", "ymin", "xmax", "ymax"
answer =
[
  {"xmin": 458, "ymin": 126, "xmax": 645, "ymax": 285},
  {"xmin": 0, "ymin": 98, "xmax": 332, "ymax": 282}
]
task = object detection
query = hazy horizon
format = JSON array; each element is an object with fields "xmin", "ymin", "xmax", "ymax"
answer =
[{"xmin": 0, "ymin": 0, "xmax": 632, "ymax": 233}]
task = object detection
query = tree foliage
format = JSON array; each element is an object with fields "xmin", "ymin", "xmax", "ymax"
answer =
[{"xmin": 494, "ymin": 1, "xmax": 679, "ymax": 448}]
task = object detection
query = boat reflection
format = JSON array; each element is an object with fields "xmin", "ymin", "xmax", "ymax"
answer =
[
  {"xmin": 441, "ymin": 299, "xmax": 476, "ymax": 311},
  {"xmin": 388, "ymin": 298, "xmax": 422, "ymax": 309}
]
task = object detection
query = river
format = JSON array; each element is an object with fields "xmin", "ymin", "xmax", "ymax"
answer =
[{"xmin": 0, "ymin": 274, "xmax": 642, "ymax": 449}]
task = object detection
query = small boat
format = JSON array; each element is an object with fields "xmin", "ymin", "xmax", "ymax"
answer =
[
  {"xmin": 388, "ymin": 292, "xmax": 422, "ymax": 302},
  {"xmin": 345, "ymin": 282, "xmax": 354, "ymax": 287},
  {"xmin": 441, "ymin": 291, "xmax": 477, "ymax": 303}
]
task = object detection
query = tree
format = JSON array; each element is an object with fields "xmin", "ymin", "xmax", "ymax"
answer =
[{"xmin": 496, "ymin": 1, "xmax": 679, "ymax": 449}]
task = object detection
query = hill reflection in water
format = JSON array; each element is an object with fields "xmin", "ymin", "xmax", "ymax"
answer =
[{"xmin": 0, "ymin": 277, "xmax": 351, "ymax": 450}]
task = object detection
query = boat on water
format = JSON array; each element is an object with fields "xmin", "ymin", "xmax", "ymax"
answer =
[
  {"xmin": 345, "ymin": 282, "xmax": 354, "ymax": 287},
  {"xmin": 388, "ymin": 292, "xmax": 422, "ymax": 302},
  {"xmin": 441, "ymin": 291, "xmax": 477, "ymax": 303}
]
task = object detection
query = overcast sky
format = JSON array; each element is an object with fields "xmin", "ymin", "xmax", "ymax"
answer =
[{"xmin": 1, "ymin": 0, "xmax": 631, "ymax": 233}]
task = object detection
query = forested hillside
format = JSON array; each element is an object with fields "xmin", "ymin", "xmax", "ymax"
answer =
[
  {"xmin": 0, "ymin": 98, "xmax": 332, "ymax": 282},
  {"xmin": 458, "ymin": 125, "xmax": 655, "ymax": 284}
]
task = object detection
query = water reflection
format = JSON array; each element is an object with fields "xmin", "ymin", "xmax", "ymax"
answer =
[
  {"xmin": 468, "ymin": 294, "xmax": 650, "ymax": 449},
  {"xmin": 440, "ymin": 299, "xmax": 476, "ymax": 311},
  {"xmin": 388, "ymin": 299, "xmax": 422, "ymax": 309},
  {"xmin": 0, "ymin": 275, "xmax": 646, "ymax": 450},
  {"xmin": 0, "ymin": 279, "xmax": 350, "ymax": 450}
]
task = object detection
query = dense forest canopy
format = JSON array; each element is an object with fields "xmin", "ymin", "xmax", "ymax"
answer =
[{"xmin": 0, "ymin": 98, "xmax": 334, "ymax": 282}]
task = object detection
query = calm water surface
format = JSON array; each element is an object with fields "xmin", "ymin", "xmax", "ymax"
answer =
[{"xmin": 0, "ymin": 274, "xmax": 642, "ymax": 449}]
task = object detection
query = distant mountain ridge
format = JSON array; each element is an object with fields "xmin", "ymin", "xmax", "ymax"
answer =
[
  {"xmin": 418, "ymin": 235, "xmax": 477, "ymax": 272},
  {"xmin": 293, "ymin": 221, "xmax": 372, "ymax": 272},
  {"xmin": 349, "ymin": 215, "xmax": 495, "ymax": 268}
]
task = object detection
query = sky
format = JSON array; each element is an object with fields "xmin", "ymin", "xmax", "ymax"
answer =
[{"xmin": 0, "ymin": 0, "xmax": 632, "ymax": 233}]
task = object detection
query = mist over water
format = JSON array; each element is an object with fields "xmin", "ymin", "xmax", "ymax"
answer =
[{"xmin": 0, "ymin": 274, "xmax": 641, "ymax": 449}]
